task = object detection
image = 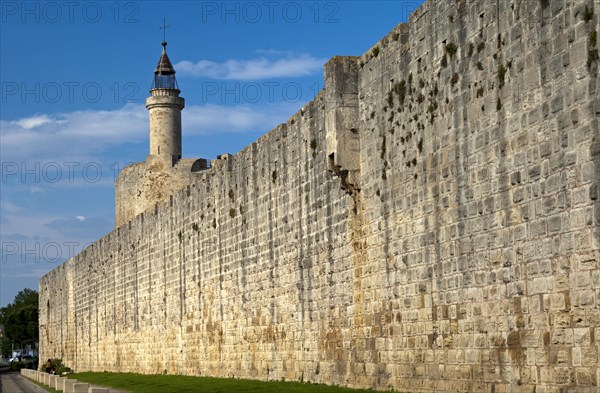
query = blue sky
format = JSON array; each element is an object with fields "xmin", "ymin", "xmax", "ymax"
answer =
[{"xmin": 0, "ymin": 0, "xmax": 424, "ymax": 307}]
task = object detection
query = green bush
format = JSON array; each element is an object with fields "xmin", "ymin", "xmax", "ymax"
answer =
[
  {"xmin": 446, "ymin": 43, "xmax": 458, "ymax": 57},
  {"xmin": 41, "ymin": 358, "xmax": 72, "ymax": 375}
]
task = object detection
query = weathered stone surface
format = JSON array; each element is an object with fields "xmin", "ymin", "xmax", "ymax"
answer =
[
  {"xmin": 40, "ymin": 0, "xmax": 599, "ymax": 392},
  {"xmin": 63, "ymin": 379, "xmax": 79, "ymax": 393},
  {"xmin": 55, "ymin": 376, "xmax": 66, "ymax": 390},
  {"xmin": 71, "ymin": 383, "xmax": 89, "ymax": 393},
  {"xmin": 88, "ymin": 388, "xmax": 109, "ymax": 393}
]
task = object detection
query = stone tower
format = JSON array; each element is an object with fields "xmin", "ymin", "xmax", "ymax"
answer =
[
  {"xmin": 114, "ymin": 40, "xmax": 207, "ymax": 227},
  {"xmin": 146, "ymin": 41, "xmax": 185, "ymax": 168}
]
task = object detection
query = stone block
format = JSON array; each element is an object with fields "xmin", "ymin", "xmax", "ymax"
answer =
[
  {"xmin": 55, "ymin": 376, "xmax": 67, "ymax": 390},
  {"xmin": 48, "ymin": 375, "xmax": 59, "ymax": 388},
  {"xmin": 88, "ymin": 388, "xmax": 110, "ymax": 393},
  {"xmin": 72, "ymin": 383, "xmax": 90, "ymax": 393},
  {"xmin": 63, "ymin": 379, "xmax": 79, "ymax": 393}
]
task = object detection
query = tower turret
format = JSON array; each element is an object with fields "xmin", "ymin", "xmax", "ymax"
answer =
[{"xmin": 146, "ymin": 41, "xmax": 185, "ymax": 167}]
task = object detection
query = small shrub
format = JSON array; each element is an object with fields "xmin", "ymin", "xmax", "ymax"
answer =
[
  {"xmin": 372, "ymin": 46, "xmax": 380, "ymax": 57},
  {"xmin": 10, "ymin": 361, "xmax": 22, "ymax": 371},
  {"xmin": 212, "ymin": 218, "xmax": 217, "ymax": 228},
  {"xmin": 446, "ymin": 43, "xmax": 458, "ymax": 57},
  {"xmin": 380, "ymin": 135, "xmax": 387, "ymax": 159},
  {"xmin": 427, "ymin": 100, "xmax": 438, "ymax": 113},
  {"xmin": 46, "ymin": 358, "xmax": 71, "ymax": 375},
  {"xmin": 272, "ymin": 170, "xmax": 277, "ymax": 183},
  {"xmin": 588, "ymin": 31, "xmax": 598, "ymax": 69},
  {"xmin": 310, "ymin": 139, "xmax": 317, "ymax": 150},
  {"xmin": 394, "ymin": 80, "xmax": 407, "ymax": 106},
  {"xmin": 441, "ymin": 55, "xmax": 448, "ymax": 68},
  {"xmin": 497, "ymin": 98, "xmax": 502, "ymax": 111},
  {"xmin": 448, "ymin": 15, "xmax": 454, "ymax": 23},
  {"xmin": 477, "ymin": 87, "xmax": 484, "ymax": 97},
  {"xmin": 451, "ymin": 73, "xmax": 459, "ymax": 85},
  {"xmin": 370, "ymin": 111, "xmax": 375, "ymax": 119},
  {"xmin": 498, "ymin": 64, "xmax": 507, "ymax": 89},
  {"xmin": 582, "ymin": 6, "xmax": 593, "ymax": 22},
  {"xmin": 417, "ymin": 138, "xmax": 424, "ymax": 153},
  {"xmin": 588, "ymin": 49, "xmax": 599, "ymax": 69},
  {"xmin": 540, "ymin": 0, "xmax": 549, "ymax": 9},
  {"xmin": 477, "ymin": 42, "xmax": 485, "ymax": 53},
  {"xmin": 412, "ymin": 157, "xmax": 417, "ymax": 166},
  {"xmin": 228, "ymin": 189, "xmax": 234, "ymax": 200},
  {"xmin": 468, "ymin": 43, "xmax": 474, "ymax": 57},
  {"xmin": 392, "ymin": 32, "xmax": 400, "ymax": 41},
  {"xmin": 476, "ymin": 61, "xmax": 484, "ymax": 70},
  {"xmin": 229, "ymin": 208, "xmax": 236, "ymax": 218}
]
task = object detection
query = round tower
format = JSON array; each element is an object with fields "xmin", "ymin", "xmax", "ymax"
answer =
[{"xmin": 146, "ymin": 41, "xmax": 185, "ymax": 167}]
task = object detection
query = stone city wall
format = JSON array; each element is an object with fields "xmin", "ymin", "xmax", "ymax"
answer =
[{"xmin": 40, "ymin": 0, "xmax": 599, "ymax": 391}]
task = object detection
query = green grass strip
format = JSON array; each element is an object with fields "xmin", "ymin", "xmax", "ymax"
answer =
[{"xmin": 68, "ymin": 372, "xmax": 388, "ymax": 393}]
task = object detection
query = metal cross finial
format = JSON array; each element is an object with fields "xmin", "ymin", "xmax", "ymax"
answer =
[{"xmin": 159, "ymin": 18, "xmax": 170, "ymax": 43}]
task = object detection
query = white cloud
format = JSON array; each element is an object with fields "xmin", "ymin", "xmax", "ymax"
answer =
[
  {"xmin": 1, "ymin": 102, "xmax": 297, "ymax": 162},
  {"xmin": 30, "ymin": 186, "xmax": 44, "ymax": 194},
  {"xmin": 75, "ymin": 215, "xmax": 86, "ymax": 222},
  {"xmin": 0, "ymin": 103, "xmax": 148, "ymax": 163},
  {"xmin": 175, "ymin": 52, "xmax": 326, "ymax": 80},
  {"xmin": 16, "ymin": 115, "xmax": 55, "ymax": 129}
]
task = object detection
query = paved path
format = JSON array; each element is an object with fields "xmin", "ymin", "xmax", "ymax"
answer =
[
  {"xmin": 1, "ymin": 370, "xmax": 130, "ymax": 393},
  {"xmin": 0, "ymin": 372, "xmax": 50, "ymax": 393}
]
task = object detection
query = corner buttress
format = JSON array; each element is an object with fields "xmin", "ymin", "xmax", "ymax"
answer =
[{"xmin": 324, "ymin": 56, "xmax": 360, "ymax": 194}]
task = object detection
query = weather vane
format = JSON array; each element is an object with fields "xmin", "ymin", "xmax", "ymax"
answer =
[{"xmin": 159, "ymin": 18, "xmax": 170, "ymax": 43}]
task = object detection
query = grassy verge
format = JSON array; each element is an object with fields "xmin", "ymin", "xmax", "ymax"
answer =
[{"xmin": 68, "ymin": 372, "xmax": 386, "ymax": 393}]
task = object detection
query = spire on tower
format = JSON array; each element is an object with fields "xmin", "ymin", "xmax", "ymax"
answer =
[{"xmin": 151, "ymin": 21, "xmax": 179, "ymax": 91}]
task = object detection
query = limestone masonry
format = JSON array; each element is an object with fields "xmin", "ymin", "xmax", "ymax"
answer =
[{"xmin": 40, "ymin": 0, "xmax": 599, "ymax": 392}]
